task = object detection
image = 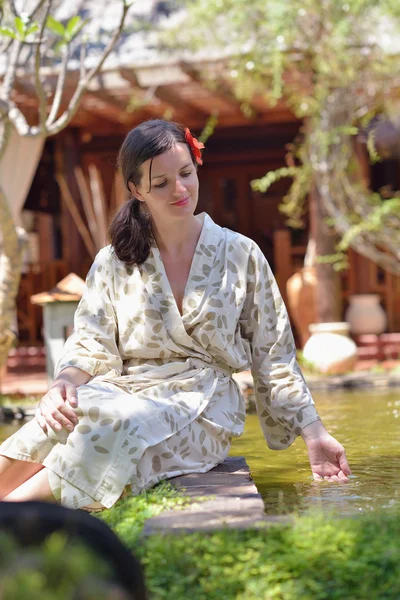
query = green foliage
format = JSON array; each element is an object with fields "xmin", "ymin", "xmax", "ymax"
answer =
[
  {"xmin": 337, "ymin": 195, "xmax": 400, "ymax": 252},
  {"xmin": 139, "ymin": 510, "xmax": 400, "ymax": 599},
  {"xmin": 0, "ymin": 15, "xmax": 39, "ymax": 40},
  {"xmin": 366, "ymin": 129, "xmax": 383, "ymax": 164},
  {"xmin": 46, "ymin": 15, "xmax": 87, "ymax": 45},
  {"xmin": 199, "ymin": 112, "xmax": 219, "ymax": 144},
  {"xmin": 0, "ymin": 531, "xmax": 114, "ymax": 599},
  {"xmin": 1, "ymin": 483, "xmax": 398, "ymax": 598},
  {"xmin": 98, "ymin": 482, "xmax": 194, "ymax": 547},
  {"xmin": 178, "ymin": 0, "xmax": 400, "ymax": 269},
  {"xmin": 98, "ymin": 484, "xmax": 400, "ymax": 599},
  {"xmin": 0, "ymin": 12, "xmax": 86, "ymax": 45}
]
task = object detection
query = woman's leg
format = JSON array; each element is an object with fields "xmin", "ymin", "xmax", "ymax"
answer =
[
  {"xmin": 2, "ymin": 467, "xmax": 55, "ymax": 503},
  {"xmin": 0, "ymin": 455, "xmax": 44, "ymax": 499}
]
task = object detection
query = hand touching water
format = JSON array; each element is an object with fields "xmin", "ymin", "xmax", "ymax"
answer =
[{"xmin": 301, "ymin": 421, "xmax": 352, "ymax": 482}]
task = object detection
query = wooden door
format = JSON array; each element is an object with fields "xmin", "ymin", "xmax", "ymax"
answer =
[{"xmin": 199, "ymin": 162, "xmax": 298, "ymax": 271}]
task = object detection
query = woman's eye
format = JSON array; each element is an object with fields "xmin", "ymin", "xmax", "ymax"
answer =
[
  {"xmin": 181, "ymin": 172, "xmax": 191, "ymax": 178},
  {"xmin": 154, "ymin": 181, "xmax": 166, "ymax": 188}
]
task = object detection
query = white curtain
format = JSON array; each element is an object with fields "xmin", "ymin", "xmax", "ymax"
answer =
[{"xmin": 0, "ymin": 127, "xmax": 45, "ymax": 227}]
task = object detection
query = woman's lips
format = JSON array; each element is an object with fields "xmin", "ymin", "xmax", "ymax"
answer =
[{"xmin": 172, "ymin": 197, "xmax": 189, "ymax": 206}]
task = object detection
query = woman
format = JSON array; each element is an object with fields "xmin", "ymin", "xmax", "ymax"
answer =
[{"xmin": 0, "ymin": 120, "xmax": 351, "ymax": 509}]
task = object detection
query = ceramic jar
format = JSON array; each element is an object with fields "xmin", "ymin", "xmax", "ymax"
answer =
[
  {"xmin": 303, "ymin": 321, "xmax": 358, "ymax": 375},
  {"xmin": 286, "ymin": 267, "xmax": 318, "ymax": 348},
  {"xmin": 345, "ymin": 294, "xmax": 387, "ymax": 336}
]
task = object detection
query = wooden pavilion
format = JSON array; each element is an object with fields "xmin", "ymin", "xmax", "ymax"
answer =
[{"xmin": 8, "ymin": 0, "xmax": 400, "ymax": 344}]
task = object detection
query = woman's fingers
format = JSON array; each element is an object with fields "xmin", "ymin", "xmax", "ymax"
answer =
[
  {"xmin": 337, "ymin": 470, "xmax": 350, "ymax": 483},
  {"xmin": 35, "ymin": 406, "xmax": 47, "ymax": 433},
  {"xmin": 40, "ymin": 389, "xmax": 79, "ymax": 431},
  {"xmin": 42, "ymin": 403, "xmax": 74, "ymax": 431},
  {"xmin": 65, "ymin": 383, "xmax": 79, "ymax": 408},
  {"xmin": 339, "ymin": 450, "xmax": 352, "ymax": 476},
  {"xmin": 324, "ymin": 474, "xmax": 340, "ymax": 483}
]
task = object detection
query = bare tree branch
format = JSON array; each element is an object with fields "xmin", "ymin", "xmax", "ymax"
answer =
[
  {"xmin": 9, "ymin": 1, "xmax": 17, "ymax": 17},
  {"xmin": 48, "ymin": 0, "xmax": 130, "ymax": 136},
  {"xmin": 311, "ymin": 85, "xmax": 400, "ymax": 275},
  {"xmin": 28, "ymin": 0, "xmax": 49, "ymax": 20},
  {"xmin": 79, "ymin": 35, "xmax": 87, "ymax": 80},
  {"xmin": 0, "ymin": 98, "xmax": 37, "ymax": 136},
  {"xmin": 46, "ymin": 43, "xmax": 70, "ymax": 125},
  {"xmin": 34, "ymin": 0, "xmax": 53, "ymax": 130},
  {"xmin": 0, "ymin": 118, "xmax": 12, "ymax": 163},
  {"xmin": 1, "ymin": 39, "xmax": 23, "ymax": 103}
]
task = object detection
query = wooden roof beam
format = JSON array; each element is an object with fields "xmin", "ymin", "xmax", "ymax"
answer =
[
  {"xmin": 119, "ymin": 67, "xmax": 162, "ymax": 114},
  {"xmin": 153, "ymin": 85, "xmax": 210, "ymax": 121},
  {"xmin": 119, "ymin": 67, "xmax": 209, "ymax": 122},
  {"xmin": 83, "ymin": 91, "xmax": 131, "ymax": 124},
  {"xmin": 180, "ymin": 61, "xmax": 260, "ymax": 120}
]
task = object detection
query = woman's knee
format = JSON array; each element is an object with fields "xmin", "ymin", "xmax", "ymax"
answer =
[{"xmin": 0, "ymin": 456, "xmax": 44, "ymax": 499}]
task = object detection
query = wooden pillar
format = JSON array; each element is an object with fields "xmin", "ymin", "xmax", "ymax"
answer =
[
  {"xmin": 37, "ymin": 212, "xmax": 55, "ymax": 264},
  {"xmin": 309, "ymin": 182, "xmax": 343, "ymax": 322},
  {"xmin": 273, "ymin": 229, "xmax": 292, "ymax": 305},
  {"xmin": 351, "ymin": 139, "xmax": 373, "ymax": 293},
  {"xmin": 55, "ymin": 131, "xmax": 87, "ymax": 276}
]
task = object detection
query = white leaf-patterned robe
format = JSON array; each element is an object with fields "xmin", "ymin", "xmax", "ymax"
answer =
[{"xmin": 0, "ymin": 213, "xmax": 319, "ymax": 509}]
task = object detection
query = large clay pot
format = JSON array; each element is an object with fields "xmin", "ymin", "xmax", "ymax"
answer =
[
  {"xmin": 345, "ymin": 294, "xmax": 387, "ymax": 336},
  {"xmin": 303, "ymin": 322, "xmax": 358, "ymax": 375},
  {"xmin": 286, "ymin": 267, "xmax": 318, "ymax": 348}
]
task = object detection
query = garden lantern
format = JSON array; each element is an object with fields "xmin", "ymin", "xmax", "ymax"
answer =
[{"xmin": 31, "ymin": 274, "xmax": 85, "ymax": 383}]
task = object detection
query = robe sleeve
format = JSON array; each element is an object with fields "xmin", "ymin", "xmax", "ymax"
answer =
[
  {"xmin": 54, "ymin": 247, "xmax": 123, "ymax": 380},
  {"xmin": 239, "ymin": 244, "xmax": 320, "ymax": 450}
]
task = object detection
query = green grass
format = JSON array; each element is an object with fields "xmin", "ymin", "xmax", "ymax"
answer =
[
  {"xmin": 0, "ymin": 481, "xmax": 399, "ymax": 598},
  {"xmin": 99, "ymin": 485, "xmax": 400, "ymax": 600},
  {"xmin": 98, "ymin": 482, "xmax": 194, "ymax": 544},
  {"xmin": 141, "ymin": 511, "xmax": 400, "ymax": 599}
]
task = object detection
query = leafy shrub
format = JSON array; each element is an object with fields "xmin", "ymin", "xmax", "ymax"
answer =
[{"xmin": 0, "ymin": 531, "xmax": 118, "ymax": 600}]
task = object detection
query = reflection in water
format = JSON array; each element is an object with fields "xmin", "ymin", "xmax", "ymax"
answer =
[{"xmin": 230, "ymin": 389, "xmax": 400, "ymax": 515}]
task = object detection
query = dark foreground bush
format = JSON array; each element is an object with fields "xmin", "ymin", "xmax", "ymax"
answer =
[
  {"xmin": 0, "ymin": 500, "xmax": 146, "ymax": 599},
  {"xmin": 0, "ymin": 531, "xmax": 122, "ymax": 599}
]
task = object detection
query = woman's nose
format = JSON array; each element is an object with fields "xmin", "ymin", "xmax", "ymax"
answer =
[{"xmin": 172, "ymin": 179, "xmax": 187, "ymax": 196}]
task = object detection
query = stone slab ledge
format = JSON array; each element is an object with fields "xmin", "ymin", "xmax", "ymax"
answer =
[{"xmin": 142, "ymin": 456, "xmax": 290, "ymax": 535}]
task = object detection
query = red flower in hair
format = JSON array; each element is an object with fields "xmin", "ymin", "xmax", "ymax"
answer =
[{"xmin": 184, "ymin": 127, "xmax": 205, "ymax": 165}]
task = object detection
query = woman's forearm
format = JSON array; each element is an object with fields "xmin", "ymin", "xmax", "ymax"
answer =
[
  {"xmin": 53, "ymin": 366, "xmax": 92, "ymax": 388},
  {"xmin": 300, "ymin": 419, "xmax": 328, "ymax": 442}
]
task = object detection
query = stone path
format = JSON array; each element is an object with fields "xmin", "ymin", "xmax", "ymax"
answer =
[{"xmin": 143, "ymin": 457, "xmax": 288, "ymax": 535}]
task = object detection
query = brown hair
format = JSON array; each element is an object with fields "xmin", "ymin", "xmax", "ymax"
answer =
[{"xmin": 109, "ymin": 119, "xmax": 200, "ymax": 265}]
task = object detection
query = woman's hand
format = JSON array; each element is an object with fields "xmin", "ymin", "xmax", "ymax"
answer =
[
  {"xmin": 301, "ymin": 420, "xmax": 351, "ymax": 482},
  {"xmin": 35, "ymin": 380, "xmax": 79, "ymax": 434}
]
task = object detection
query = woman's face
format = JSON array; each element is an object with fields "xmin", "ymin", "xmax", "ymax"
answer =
[{"xmin": 131, "ymin": 143, "xmax": 199, "ymax": 222}]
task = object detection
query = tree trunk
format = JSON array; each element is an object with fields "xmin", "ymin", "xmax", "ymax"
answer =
[
  {"xmin": 309, "ymin": 182, "xmax": 342, "ymax": 322},
  {"xmin": 0, "ymin": 184, "xmax": 28, "ymax": 371}
]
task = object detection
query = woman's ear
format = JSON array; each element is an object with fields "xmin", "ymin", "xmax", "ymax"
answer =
[{"xmin": 128, "ymin": 182, "xmax": 144, "ymax": 201}]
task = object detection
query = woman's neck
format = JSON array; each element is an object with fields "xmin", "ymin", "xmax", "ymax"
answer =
[{"xmin": 152, "ymin": 214, "xmax": 204, "ymax": 257}]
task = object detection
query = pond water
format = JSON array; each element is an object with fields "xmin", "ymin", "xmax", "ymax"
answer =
[
  {"xmin": 1, "ymin": 389, "xmax": 398, "ymax": 516},
  {"xmin": 230, "ymin": 389, "xmax": 400, "ymax": 516}
]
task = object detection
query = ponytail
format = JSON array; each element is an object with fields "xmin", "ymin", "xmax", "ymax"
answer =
[{"xmin": 108, "ymin": 198, "xmax": 153, "ymax": 265}]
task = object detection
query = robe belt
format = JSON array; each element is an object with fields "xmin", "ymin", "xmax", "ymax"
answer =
[{"xmin": 189, "ymin": 357, "xmax": 234, "ymax": 379}]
